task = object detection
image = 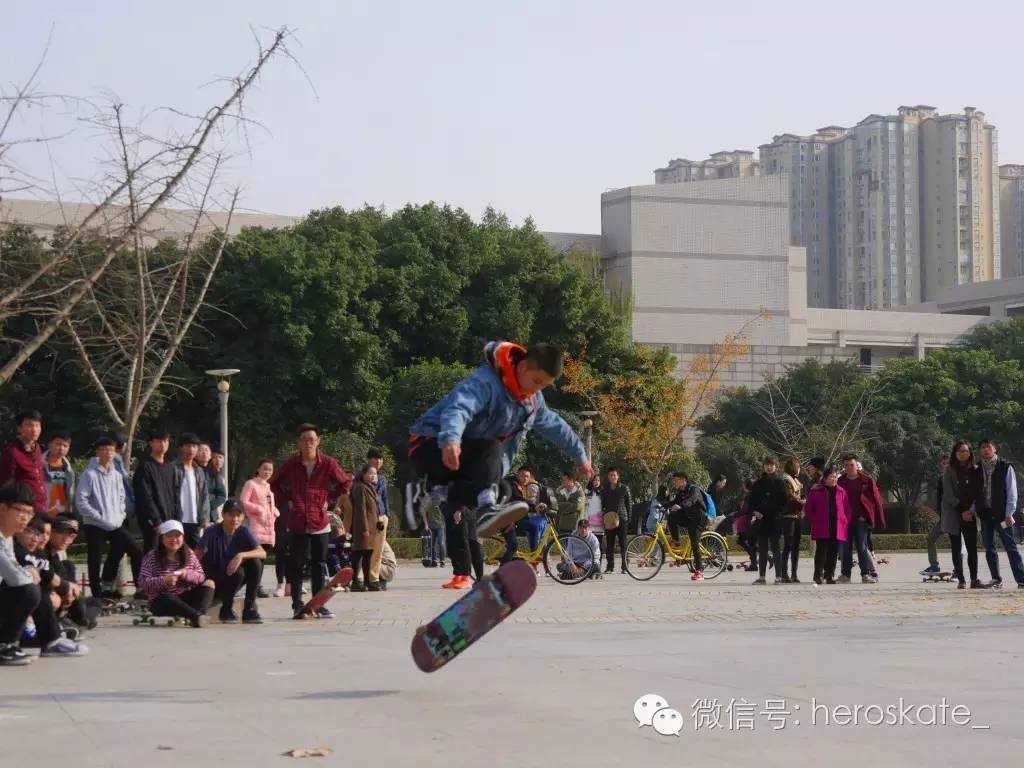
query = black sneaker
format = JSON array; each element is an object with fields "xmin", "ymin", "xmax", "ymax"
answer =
[
  {"xmin": 292, "ymin": 607, "xmax": 308, "ymax": 620},
  {"xmin": 475, "ymin": 501, "xmax": 529, "ymax": 538},
  {"xmin": 790, "ymin": 576, "xmax": 801, "ymax": 584},
  {"xmin": 315, "ymin": 606, "xmax": 334, "ymax": 619},
  {"xmin": 988, "ymin": 580, "xmax": 1003, "ymax": 590},
  {"xmin": 825, "ymin": 577, "xmax": 836, "ymax": 585},
  {"xmin": 242, "ymin": 608, "xmax": 263, "ymax": 624},
  {"xmin": 219, "ymin": 608, "xmax": 238, "ymax": 623},
  {"xmin": 190, "ymin": 614, "xmax": 207, "ymax": 628},
  {"xmin": 0, "ymin": 644, "xmax": 34, "ymax": 666},
  {"xmin": 958, "ymin": 581, "xmax": 967, "ymax": 589},
  {"xmin": 350, "ymin": 581, "xmax": 366, "ymax": 592},
  {"xmin": 378, "ymin": 580, "xmax": 387, "ymax": 591},
  {"xmin": 970, "ymin": 579, "xmax": 986, "ymax": 589},
  {"xmin": 367, "ymin": 582, "xmax": 382, "ymax": 592},
  {"xmin": 256, "ymin": 586, "xmax": 271, "ymax": 599}
]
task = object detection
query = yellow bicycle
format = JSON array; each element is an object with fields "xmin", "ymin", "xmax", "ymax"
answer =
[
  {"xmin": 482, "ymin": 515, "xmax": 596, "ymax": 585},
  {"xmin": 624, "ymin": 506, "xmax": 728, "ymax": 581}
]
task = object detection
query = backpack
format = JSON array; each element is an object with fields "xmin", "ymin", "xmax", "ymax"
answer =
[{"xmin": 701, "ymin": 489, "xmax": 717, "ymax": 520}]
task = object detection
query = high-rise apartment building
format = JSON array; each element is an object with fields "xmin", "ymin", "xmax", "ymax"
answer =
[
  {"xmin": 920, "ymin": 107, "xmax": 1001, "ymax": 298},
  {"xmin": 759, "ymin": 127, "xmax": 845, "ymax": 308},
  {"xmin": 658, "ymin": 105, "xmax": 1002, "ymax": 310},
  {"xmin": 654, "ymin": 151, "xmax": 759, "ymax": 184},
  {"xmin": 999, "ymin": 164, "xmax": 1024, "ymax": 278}
]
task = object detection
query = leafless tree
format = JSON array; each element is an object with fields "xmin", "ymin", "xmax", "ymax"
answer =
[
  {"xmin": 0, "ymin": 26, "xmax": 299, "ymax": 458},
  {"xmin": 752, "ymin": 374, "xmax": 883, "ymax": 466}
]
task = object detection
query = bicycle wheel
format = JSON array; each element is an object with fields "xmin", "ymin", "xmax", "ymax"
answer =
[
  {"xmin": 698, "ymin": 531, "xmax": 728, "ymax": 579},
  {"xmin": 543, "ymin": 535, "xmax": 595, "ymax": 585},
  {"xmin": 481, "ymin": 536, "xmax": 507, "ymax": 566},
  {"xmin": 624, "ymin": 534, "xmax": 665, "ymax": 581}
]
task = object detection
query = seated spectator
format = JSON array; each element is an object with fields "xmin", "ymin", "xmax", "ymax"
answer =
[
  {"xmin": 13, "ymin": 512, "xmax": 88, "ymax": 657},
  {"xmin": 1, "ymin": 482, "xmax": 42, "ymax": 665},
  {"xmin": 196, "ymin": 499, "xmax": 266, "ymax": 624},
  {"xmin": 240, "ymin": 458, "xmax": 280, "ymax": 598},
  {"xmin": 44, "ymin": 514, "xmax": 99, "ymax": 630},
  {"xmin": 76, "ymin": 435, "xmax": 141, "ymax": 597},
  {"xmin": 138, "ymin": 520, "xmax": 214, "ymax": 627},
  {"xmin": 557, "ymin": 518, "xmax": 602, "ymax": 580}
]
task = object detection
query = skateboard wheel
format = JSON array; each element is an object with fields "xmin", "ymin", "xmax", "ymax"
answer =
[
  {"xmin": 149, "ymin": 617, "xmax": 157, "ymax": 626},
  {"xmin": 132, "ymin": 618, "xmax": 141, "ymax": 625}
]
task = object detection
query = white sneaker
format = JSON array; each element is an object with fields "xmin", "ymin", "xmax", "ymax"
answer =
[
  {"xmin": 41, "ymin": 638, "xmax": 89, "ymax": 657},
  {"xmin": 861, "ymin": 574, "xmax": 878, "ymax": 584}
]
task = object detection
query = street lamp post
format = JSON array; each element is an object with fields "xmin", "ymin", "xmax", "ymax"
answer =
[
  {"xmin": 579, "ymin": 410, "xmax": 598, "ymax": 465},
  {"xmin": 205, "ymin": 368, "xmax": 240, "ymax": 490}
]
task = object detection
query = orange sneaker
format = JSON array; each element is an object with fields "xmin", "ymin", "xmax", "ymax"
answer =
[
  {"xmin": 452, "ymin": 575, "xmax": 472, "ymax": 589},
  {"xmin": 442, "ymin": 576, "xmax": 461, "ymax": 589}
]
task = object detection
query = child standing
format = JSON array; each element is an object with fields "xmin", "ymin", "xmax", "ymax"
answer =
[{"xmin": 240, "ymin": 459, "xmax": 281, "ymax": 597}]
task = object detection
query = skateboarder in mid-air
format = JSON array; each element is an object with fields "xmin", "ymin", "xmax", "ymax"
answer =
[{"xmin": 409, "ymin": 341, "xmax": 593, "ymax": 589}]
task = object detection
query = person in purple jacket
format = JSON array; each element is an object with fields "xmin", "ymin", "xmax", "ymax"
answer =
[{"xmin": 805, "ymin": 466, "xmax": 851, "ymax": 585}]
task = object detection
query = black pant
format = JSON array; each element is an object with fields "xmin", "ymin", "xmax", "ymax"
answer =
[
  {"xmin": 755, "ymin": 518, "xmax": 783, "ymax": 579},
  {"xmin": 274, "ymin": 514, "xmax": 290, "ymax": 583},
  {"xmin": 65, "ymin": 597, "xmax": 101, "ymax": 628},
  {"xmin": 83, "ymin": 523, "xmax": 142, "ymax": 597},
  {"xmin": 950, "ymin": 521, "xmax": 979, "ymax": 583},
  {"xmin": 350, "ymin": 549, "xmax": 373, "ymax": 584},
  {"xmin": 442, "ymin": 503, "xmax": 484, "ymax": 578},
  {"xmin": 150, "ymin": 584, "xmax": 214, "ymax": 621},
  {"xmin": 668, "ymin": 510, "xmax": 703, "ymax": 571},
  {"xmin": 781, "ymin": 518, "xmax": 802, "ymax": 578},
  {"xmin": 604, "ymin": 522, "xmax": 627, "ymax": 570},
  {"xmin": 183, "ymin": 523, "xmax": 202, "ymax": 549},
  {"xmin": 139, "ymin": 517, "xmax": 158, "ymax": 552},
  {"xmin": 289, "ymin": 532, "xmax": 329, "ymax": 609},
  {"xmin": 737, "ymin": 530, "xmax": 757, "ymax": 565},
  {"xmin": 813, "ymin": 539, "xmax": 839, "ymax": 581},
  {"xmin": 30, "ymin": 589, "xmax": 62, "ymax": 646},
  {"xmin": 213, "ymin": 560, "xmax": 260, "ymax": 612},
  {"xmin": 410, "ymin": 437, "xmax": 504, "ymax": 511},
  {"xmin": 0, "ymin": 582, "xmax": 41, "ymax": 645}
]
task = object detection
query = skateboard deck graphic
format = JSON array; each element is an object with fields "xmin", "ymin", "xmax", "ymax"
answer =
[
  {"xmin": 302, "ymin": 567, "xmax": 354, "ymax": 615},
  {"xmin": 411, "ymin": 559, "xmax": 536, "ymax": 672},
  {"xmin": 421, "ymin": 533, "xmax": 433, "ymax": 566}
]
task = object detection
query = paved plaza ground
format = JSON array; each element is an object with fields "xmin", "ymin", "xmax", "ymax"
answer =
[{"xmin": 4, "ymin": 551, "xmax": 1023, "ymax": 766}]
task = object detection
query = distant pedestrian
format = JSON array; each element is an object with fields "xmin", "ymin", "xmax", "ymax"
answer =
[
  {"xmin": 599, "ymin": 467, "xmax": 632, "ymax": 574},
  {"xmin": 348, "ymin": 465, "xmax": 380, "ymax": 593},
  {"xmin": 173, "ymin": 433, "xmax": 211, "ymax": 548},
  {"xmin": 837, "ymin": 454, "xmax": 884, "ymax": 584},
  {"xmin": 132, "ymin": 429, "xmax": 177, "ymax": 551},
  {"xmin": 780, "ymin": 459, "xmax": 805, "ymax": 583},
  {"xmin": 920, "ymin": 453, "xmax": 950, "ymax": 578},
  {"xmin": 941, "ymin": 441, "xmax": 980, "ymax": 588},
  {"xmin": 240, "ymin": 458, "xmax": 281, "ymax": 598},
  {"xmin": 748, "ymin": 457, "xmax": 786, "ymax": 585},
  {"xmin": 973, "ymin": 439, "xmax": 1024, "ymax": 589},
  {"xmin": 805, "ymin": 466, "xmax": 850, "ymax": 585}
]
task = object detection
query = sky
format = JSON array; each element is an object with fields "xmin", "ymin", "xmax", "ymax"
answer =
[{"xmin": 4, "ymin": 0, "xmax": 1024, "ymax": 234}]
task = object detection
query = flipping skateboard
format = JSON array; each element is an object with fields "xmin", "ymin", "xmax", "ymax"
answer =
[
  {"xmin": 923, "ymin": 572, "xmax": 953, "ymax": 583},
  {"xmin": 411, "ymin": 559, "xmax": 536, "ymax": 673},
  {"xmin": 301, "ymin": 567, "xmax": 354, "ymax": 616}
]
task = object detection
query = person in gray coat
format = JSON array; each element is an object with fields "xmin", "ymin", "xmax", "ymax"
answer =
[
  {"xmin": 941, "ymin": 440, "xmax": 981, "ymax": 589},
  {"xmin": 172, "ymin": 433, "xmax": 211, "ymax": 549},
  {"xmin": 76, "ymin": 435, "xmax": 142, "ymax": 597}
]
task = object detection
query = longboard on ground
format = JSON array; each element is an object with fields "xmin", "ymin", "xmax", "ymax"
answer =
[{"xmin": 411, "ymin": 558, "xmax": 536, "ymax": 673}]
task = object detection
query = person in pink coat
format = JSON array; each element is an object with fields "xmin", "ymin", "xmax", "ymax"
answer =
[
  {"xmin": 240, "ymin": 459, "xmax": 281, "ymax": 597},
  {"xmin": 804, "ymin": 465, "xmax": 851, "ymax": 585}
]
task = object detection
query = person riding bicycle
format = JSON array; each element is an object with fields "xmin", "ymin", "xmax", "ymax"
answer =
[
  {"xmin": 409, "ymin": 341, "xmax": 592, "ymax": 589},
  {"xmin": 666, "ymin": 472, "xmax": 708, "ymax": 581}
]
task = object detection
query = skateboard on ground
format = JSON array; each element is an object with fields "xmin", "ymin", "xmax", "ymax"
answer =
[
  {"xmin": 411, "ymin": 559, "xmax": 536, "ymax": 673},
  {"xmin": 922, "ymin": 572, "xmax": 953, "ymax": 583},
  {"xmin": 301, "ymin": 567, "xmax": 354, "ymax": 616},
  {"xmin": 132, "ymin": 612, "xmax": 189, "ymax": 627},
  {"xmin": 421, "ymin": 532, "xmax": 433, "ymax": 567}
]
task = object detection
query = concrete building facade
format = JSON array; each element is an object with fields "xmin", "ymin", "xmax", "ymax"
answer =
[
  {"xmin": 598, "ymin": 176, "xmax": 984, "ymax": 394},
  {"xmin": 1000, "ymin": 164, "xmax": 1024, "ymax": 279},
  {"xmin": 654, "ymin": 151, "xmax": 759, "ymax": 184}
]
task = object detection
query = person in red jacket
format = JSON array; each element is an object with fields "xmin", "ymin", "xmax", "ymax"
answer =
[
  {"xmin": 0, "ymin": 410, "xmax": 46, "ymax": 513},
  {"xmin": 270, "ymin": 423, "xmax": 352, "ymax": 619},
  {"xmin": 837, "ymin": 454, "xmax": 885, "ymax": 584}
]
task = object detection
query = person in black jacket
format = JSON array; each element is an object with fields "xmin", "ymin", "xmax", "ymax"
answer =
[
  {"xmin": 132, "ymin": 429, "xmax": 177, "ymax": 551},
  {"xmin": 599, "ymin": 467, "xmax": 632, "ymax": 574},
  {"xmin": 666, "ymin": 472, "xmax": 708, "ymax": 580},
  {"xmin": 973, "ymin": 439, "xmax": 1024, "ymax": 588},
  {"xmin": 748, "ymin": 457, "xmax": 787, "ymax": 585}
]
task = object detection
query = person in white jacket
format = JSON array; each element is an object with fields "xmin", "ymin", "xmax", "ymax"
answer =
[{"xmin": 76, "ymin": 436, "xmax": 141, "ymax": 598}]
